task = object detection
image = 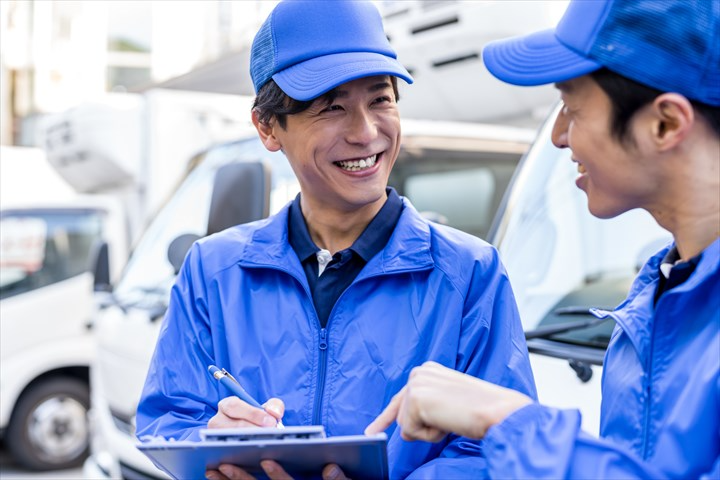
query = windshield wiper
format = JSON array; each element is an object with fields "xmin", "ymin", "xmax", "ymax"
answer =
[{"xmin": 524, "ymin": 307, "xmax": 613, "ymax": 340}]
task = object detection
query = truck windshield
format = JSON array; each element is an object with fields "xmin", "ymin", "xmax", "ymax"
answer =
[
  {"xmin": 491, "ymin": 104, "xmax": 672, "ymax": 344},
  {"xmin": 0, "ymin": 209, "xmax": 104, "ymax": 300},
  {"xmin": 113, "ymin": 138, "xmax": 293, "ymax": 308}
]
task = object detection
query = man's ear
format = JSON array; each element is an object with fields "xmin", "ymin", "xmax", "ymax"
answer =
[
  {"xmin": 650, "ymin": 93, "xmax": 694, "ymax": 152},
  {"xmin": 252, "ymin": 109, "xmax": 282, "ymax": 152}
]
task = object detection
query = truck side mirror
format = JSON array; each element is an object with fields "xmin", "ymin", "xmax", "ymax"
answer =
[
  {"xmin": 207, "ymin": 162, "xmax": 270, "ymax": 236},
  {"xmin": 91, "ymin": 240, "xmax": 112, "ymax": 292},
  {"xmin": 167, "ymin": 234, "xmax": 201, "ymax": 275}
]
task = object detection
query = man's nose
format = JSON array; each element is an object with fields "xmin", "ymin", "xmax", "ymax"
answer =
[
  {"xmin": 345, "ymin": 109, "xmax": 377, "ymax": 145},
  {"xmin": 551, "ymin": 107, "xmax": 569, "ymax": 149}
]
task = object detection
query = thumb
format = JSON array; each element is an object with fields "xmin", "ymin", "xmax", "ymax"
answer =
[{"xmin": 263, "ymin": 397, "xmax": 285, "ymax": 420}]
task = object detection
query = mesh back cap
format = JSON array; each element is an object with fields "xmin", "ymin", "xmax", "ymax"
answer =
[
  {"xmin": 250, "ymin": 0, "xmax": 413, "ymax": 101},
  {"xmin": 482, "ymin": 0, "xmax": 720, "ymax": 106}
]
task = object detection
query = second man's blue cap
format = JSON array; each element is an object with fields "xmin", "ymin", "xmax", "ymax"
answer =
[
  {"xmin": 250, "ymin": 0, "xmax": 413, "ymax": 101},
  {"xmin": 482, "ymin": 0, "xmax": 720, "ymax": 107}
]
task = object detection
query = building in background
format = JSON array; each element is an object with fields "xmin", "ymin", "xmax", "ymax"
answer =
[{"xmin": 0, "ymin": 0, "xmax": 278, "ymax": 146}]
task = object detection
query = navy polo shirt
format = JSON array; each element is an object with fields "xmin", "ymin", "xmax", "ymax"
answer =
[
  {"xmin": 288, "ymin": 188, "xmax": 403, "ymax": 328},
  {"xmin": 654, "ymin": 246, "xmax": 701, "ymax": 304}
]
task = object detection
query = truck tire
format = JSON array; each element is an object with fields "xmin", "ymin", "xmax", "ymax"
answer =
[{"xmin": 6, "ymin": 376, "xmax": 90, "ymax": 470}]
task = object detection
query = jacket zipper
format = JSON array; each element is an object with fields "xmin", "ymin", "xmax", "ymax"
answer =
[
  {"xmin": 312, "ymin": 327, "xmax": 328, "ymax": 425},
  {"xmin": 251, "ymin": 264, "xmax": 430, "ymax": 427},
  {"xmin": 641, "ymin": 316, "xmax": 656, "ymax": 458}
]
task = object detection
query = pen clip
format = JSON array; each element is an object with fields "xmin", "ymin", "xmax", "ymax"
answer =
[{"xmin": 221, "ymin": 368, "xmax": 240, "ymax": 385}]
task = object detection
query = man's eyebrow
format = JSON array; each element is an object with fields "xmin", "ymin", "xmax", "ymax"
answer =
[
  {"xmin": 554, "ymin": 81, "xmax": 571, "ymax": 92},
  {"xmin": 332, "ymin": 81, "xmax": 392, "ymax": 98},
  {"xmin": 368, "ymin": 81, "xmax": 392, "ymax": 92}
]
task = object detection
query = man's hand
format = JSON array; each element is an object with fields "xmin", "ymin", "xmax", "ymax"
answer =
[
  {"xmin": 206, "ymin": 460, "xmax": 348, "ymax": 480},
  {"xmin": 365, "ymin": 361, "xmax": 532, "ymax": 441},
  {"xmin": 206, "ymin": 397, "xmax": 286, "ymax": 479},
  {"xmin": 208, "ymin": 397, "xmax": 285, "ymax": 429}
]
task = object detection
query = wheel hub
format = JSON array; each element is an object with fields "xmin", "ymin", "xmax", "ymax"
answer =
[{"xmin": 27, "ymin": 396, "xmax": 88, "ymax": 461}]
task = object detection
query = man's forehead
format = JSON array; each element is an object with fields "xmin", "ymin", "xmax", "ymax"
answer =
[{"xmin": 331, "ymin": 76, "xmax": 394, "ymax": 96}]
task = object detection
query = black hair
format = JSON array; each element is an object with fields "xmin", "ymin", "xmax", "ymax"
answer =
[
  {"xmin": 590, "ymin": 68, "xmax": 720, "ymax": 143},
  {"xmin": 252, "ymin": 77, "xmax": 400, "ymax": 130}
]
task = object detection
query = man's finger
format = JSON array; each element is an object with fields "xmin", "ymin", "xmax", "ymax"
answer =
[
  {"xmin": 263, "ymin": 397, "xmax": 286, "ymax": 420},
  {"xmin": 323, "ymin": 463, "xmax": 348, "ymax": 480},
  {"xmin": 260, "ymin": 460, "xmax": 294, "ymax": 480},
  {"xmin": 365, "ymin": 387, "xmax": 404, "ymax": 435},
  {"xmin": 213, "ymin": 464, "xmax": 256, "ymax": 480},
  {"xmin": 216, "ymin": 396, "xmax": 276, "ymax": 427}
]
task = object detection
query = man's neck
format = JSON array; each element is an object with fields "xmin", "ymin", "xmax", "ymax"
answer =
[
  {"xmin": 649, "ymin": 135, "xmax": 720, "ymax": 260},
  {"xmin": 301, "ymin": 196, "xmax": 387, "ymax": 255}
]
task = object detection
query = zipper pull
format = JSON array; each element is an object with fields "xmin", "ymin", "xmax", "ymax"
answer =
[{"xmin": 319, "ymin": 328, "xmax": 328, "ymax": 351}]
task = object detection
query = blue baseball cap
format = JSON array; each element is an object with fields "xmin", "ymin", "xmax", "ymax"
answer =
[
  {"xmin": 483, "ymin": 0, "xmax": 720, "ymax": 106},
  {"xmin": 250, "ymin": 0, "xmax": 413, "ymax": 101}
]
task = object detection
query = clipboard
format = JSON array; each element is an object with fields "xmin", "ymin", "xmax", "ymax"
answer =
[{"xmin": 137, "ymin": 426, "xmax": 389, "ymax": 480}]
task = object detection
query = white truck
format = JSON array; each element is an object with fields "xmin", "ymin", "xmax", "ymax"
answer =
[
  {"xmin": 82, "ymin": 119, "xmax": 536, "ymax": 479},
  {"xmin": 39, "ymin": 89, "xmax": 256, "ymax": 242},
  {"xmin": 0, "ymin": 146, "xmax": 130, "ymax": 470},
  {"xmin": 83, "ymin": 109, "xmax": 670, "ymax": 479}
]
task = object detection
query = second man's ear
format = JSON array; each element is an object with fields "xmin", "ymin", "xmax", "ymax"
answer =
[
  {"xmin": 651, "ymin": 93, "xmax": 694, "ymax": 150},
  {"xmin": 252, "ymin": 109, "xmax": 283, "ymax": 152}
]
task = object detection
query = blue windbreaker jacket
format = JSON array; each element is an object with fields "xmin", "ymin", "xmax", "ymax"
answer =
[
  {"xmin": 136, "ymin": 198, "xmax": 537, "ymax": 479},
  {"xmin": 483, "ymin": 238, "xmax": 720, "ymax": 479}
]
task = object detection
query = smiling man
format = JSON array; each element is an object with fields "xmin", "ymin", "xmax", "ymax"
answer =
[
  {"xmin": 367, "ymin": 0, "xmax": 719, "ymax": 478},
  {"xmin": 135, "ymin": 1, "xmax": 535, "ymax": 479}
]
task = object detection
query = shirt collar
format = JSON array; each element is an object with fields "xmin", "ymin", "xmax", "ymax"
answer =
[
  {"xmin": 351, "ymin": 187, "xmax": 403, "ymax": 262},
  {"xmin": 287, "ymin": 187, "xmax": 403, "ymax": 263},
  {"xmin": 288, "ymin": 193, "xmax": 317, "ymax": 262},
  {"xmin": 659, "ymin": 245, "xmax": 701, "ymax": 279}
]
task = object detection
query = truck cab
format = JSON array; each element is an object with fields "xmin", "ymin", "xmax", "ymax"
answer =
[
  {"xmin": 84, "ymin": 109, "xmax": 671, "ymax": 478},
  {"xmin": 0, "ymin": 147, "xmax": 129, "ymax": 470},
  {"xmin": 489, "ymin": 104, "xmax": 670, "ymax": 433},
  {"xmin": 83, "ymin": 119, "xmax": 535, "ymax": 479}
]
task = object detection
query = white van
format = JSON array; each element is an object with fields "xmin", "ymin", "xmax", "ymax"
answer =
[
  {"xmin": 0, "ymin": 199, "xmax": 129, "ymax": 471},
  {"xmin": 83, "ymin": 111, "xmax": 671, "ymax": 478},
  {"xmin": 83, "ymin": 119, "xmax": 535, "ymax": 479},
  {"xmin": 0, "ymin": 146, "xmax": 130, "ymax": 470},
  {"xmin": 488, "ymin": 104, "xmax": 671, "ymax": 433}
]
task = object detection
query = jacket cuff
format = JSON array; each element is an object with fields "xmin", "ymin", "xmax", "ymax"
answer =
[{"xmin": 484, "ymin": 402, "xmax": 545, "ymax": 447}]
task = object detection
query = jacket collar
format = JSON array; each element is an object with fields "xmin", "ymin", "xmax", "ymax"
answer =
[
  {"xmin": 609, "ymin": 237, "xmax": 719, "ymax": 363},
  {"xmin": 239, "ymin": 197, "xmax": 435, "ymax": 277}
]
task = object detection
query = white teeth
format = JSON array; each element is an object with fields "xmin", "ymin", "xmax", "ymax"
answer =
[{"xmin": 336, "ymin": 155, "xmax": 377, "ymax": 171}]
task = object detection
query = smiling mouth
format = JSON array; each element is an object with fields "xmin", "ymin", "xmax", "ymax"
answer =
[
  {"xmin": 334, "ymin": 154, "xmax": 378, "ymax": 172},
  {"xmin": 572, "ymin": 158, "xmax": 587, "ymax": 174}
]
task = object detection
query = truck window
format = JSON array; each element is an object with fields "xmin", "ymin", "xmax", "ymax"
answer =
[
  {"xmin": 0, "ymin": 209, "xmax": 104, "ymax": 300},
  {"xmin": 390, "ymin": 149, "xmax": 519, "ymax": 240}
]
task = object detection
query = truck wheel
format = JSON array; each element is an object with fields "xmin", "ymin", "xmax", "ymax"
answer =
[{"xmin": 6, "ymin": 377, "xmax": 90, "ymax": 470}]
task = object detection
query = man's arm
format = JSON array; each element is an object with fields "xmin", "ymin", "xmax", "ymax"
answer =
[
  {"xmin": 136, "ymin": 241, "xmax": 287, "ymax": 441},
  {"xmin": 402, "ymin": 249, "xmax": 537, "ymax": 479},
  {"xmin": 483, "ymin": 404, "xmax": 697, "ymax": 479}
]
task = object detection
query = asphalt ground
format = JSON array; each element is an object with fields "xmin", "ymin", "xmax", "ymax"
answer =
[{"xmin": 0, "ymin": 440, "xmax": 83, "ymax": 479}]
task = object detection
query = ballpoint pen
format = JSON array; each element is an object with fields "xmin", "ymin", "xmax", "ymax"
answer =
[{"xmin": 208, "ymin": 365, "xmax": 285, "ymax": 428}]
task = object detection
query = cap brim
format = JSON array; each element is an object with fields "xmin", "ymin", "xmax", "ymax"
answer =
[
  {"xmin": 483, "ymin": 29, "xmax": 602, "ymax": 86},
  {"xmin": 273, "ymin": 51, "xmax": 413, "ymax": 101}
]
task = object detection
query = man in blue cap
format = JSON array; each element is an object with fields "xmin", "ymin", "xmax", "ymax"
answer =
[
  {"xmin": 368, "ymin": 0, "xmax": 719, "ymax": 478},
  {"xmin": 135, "ymin": 1, "xmax": 536, "ymax": 479}
]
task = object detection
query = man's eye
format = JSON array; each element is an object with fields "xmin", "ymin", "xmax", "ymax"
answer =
[
  {"xmin": 322, "ymin": 105, "xmax": 343, "ymax": 113},
  {"xmin": 374, "ymin": 96, "xmax": 392, "ymax": 104}
]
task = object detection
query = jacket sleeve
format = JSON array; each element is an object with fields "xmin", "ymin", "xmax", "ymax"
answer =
[
  {"xmin": 135, "ymin": 243, "xmax": 221, "ymax": 442},
  {"xmin": 483, "ymin": 403, "xmax": 720, "ymax": 479},
  {"xmin": 405, "ymin": 248, "xmax": 538, "ymax": 479}
]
